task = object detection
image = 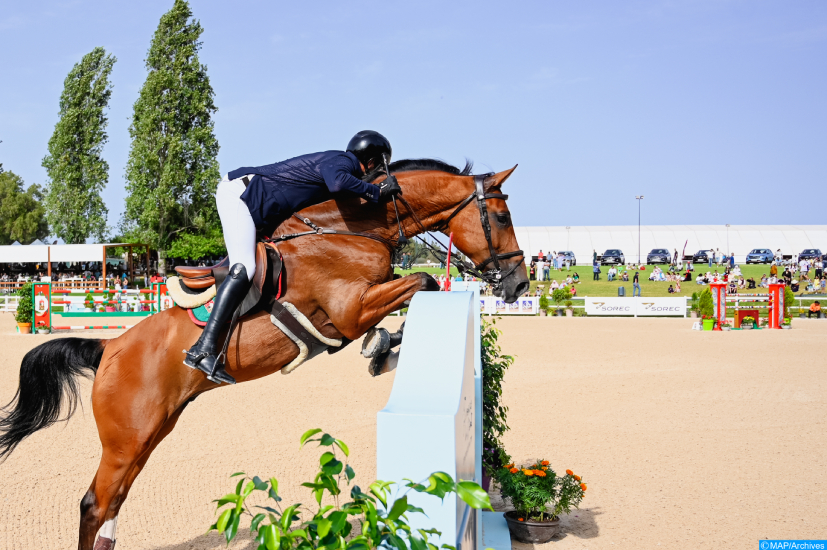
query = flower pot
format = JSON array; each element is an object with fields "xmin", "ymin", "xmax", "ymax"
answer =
[
  {"xmin": 503, "ymin": 511, "xmax": 561, "ymax": 543},
  {"xmin": 105, "ymin": 306, "xmax": 115, "ymax": 312},
  {"xmin": 702, "ymin": 319, "xmax": 715, "ymax": 331},
  {"xmin": 17, "ymin": 322, "xmax": 32, "ymax": 334},
  {"xmin": 781, "ymin": 325, "xmax": 791, "ymax": 330},
  {"xmin": 37, "ymin": 328, "xmax": 50, "ymax": 335},
  {"xmin": 565, "ymin": 309, "xmax": 573, "ymax": 317},
  {"xmin": 690, "ymin": 311, "xmax": 699, "ymax": 318},
  {"xmin": 722, "ymin": 326, "xmax": 731, "ymax": 331},
  {"xmin": 539, "ymin": 310, "xmax": 547, "ymax": 317},
  {"xmin": 741, "ymin": 324, "xmax": 753, "ymax": 330},
  {"xmin": 556, "ymin": 309, "xmax": 564, "ymax": 316}
]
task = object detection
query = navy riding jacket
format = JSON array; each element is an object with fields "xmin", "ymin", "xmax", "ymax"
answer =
[{"xmin": 228, "ymin": 150, "xmax": 380, "ymax": 232}]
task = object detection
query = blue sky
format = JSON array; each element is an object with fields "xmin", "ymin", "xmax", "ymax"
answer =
[{"xmin": 1, "ymin": 0, "xmax": 825, "ymax": 231}]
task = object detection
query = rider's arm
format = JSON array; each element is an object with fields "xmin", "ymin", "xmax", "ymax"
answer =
[{"xmin": 319, "ymin": 155, "xmax": 380, "ymax": 202}]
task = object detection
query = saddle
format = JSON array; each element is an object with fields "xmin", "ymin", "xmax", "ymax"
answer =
[{"xmin": 174, "ymin": 242, "xmax": 282, "ymax": 318}]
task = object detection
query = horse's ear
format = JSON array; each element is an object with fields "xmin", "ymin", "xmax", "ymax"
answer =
[{"xmin": 484, "ymin": 165, "xmax": 518, "ymax": 191}]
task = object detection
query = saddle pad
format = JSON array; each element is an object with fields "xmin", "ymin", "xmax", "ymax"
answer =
[
  {"xmin": 166, "ymin": 276, "xmax": 216, "ymax": 309},
  {"xmin": 187, "ymin": 300, "xmax": 215, "ymax": 327}
]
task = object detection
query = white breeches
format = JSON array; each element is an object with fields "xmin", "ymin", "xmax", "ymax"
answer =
[{"xmin": 216, "ymin": 175, "xmax": 257, "ymax": 281}]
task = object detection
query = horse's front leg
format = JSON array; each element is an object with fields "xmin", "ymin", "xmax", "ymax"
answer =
[{"xmin": 330, "ymin": 272, "xmax": 438, "ymax": 341}]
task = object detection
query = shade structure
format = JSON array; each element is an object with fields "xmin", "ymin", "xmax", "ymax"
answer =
[
  {"xmin": 514, "ymin": 225, "xmax": 827, "ymax": 264},
  {"xmin": 0, "ymin": 243, "xmax": 138, "ymax": 264}
]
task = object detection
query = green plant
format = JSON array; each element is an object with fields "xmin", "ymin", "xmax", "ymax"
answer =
[
  {"xmin": 495, "ymin": 461, "xmax": 586, "ymax": 521},
  {"xmin": 551, "ymin": 288, "xmax": 572, "ymax": 309},
  {"xmin": 782, "ymin": 317, "xmax": 791, "ymax": 326},
  {"xmin": 84, "ymin": 292, "xmax": 95, "ymax": 310},
  {"xmin": 742, "ymin": 316, "xmax": 755, "ymax": 324},
  {"xmin": 208, "ymin": 429, "xmax": 492, "ymax": 549},
  {"xmin": 538, "ymin": 294, "xmax": 549, "ymax": 312},
  {"xmin": 481, "ymin": 318, "xmax": 513, "ymax": 477},
  {"xmin": 784, "ymin": 286, "xmax": 795, "ymax": 319},
  {"xmin": 564, "ymin": 300, "xmax": 573, "ymax": 309},
  {"xmin": 14, "ymin": 283, "xmax": 33, "ymax": 324},
  {"xmin": 698, "ymin": 288, "xmax": 714, "ymax": 318},
  {"xmin": 690, "ymin": 292, "xmax": 700, "ymax": 312}
]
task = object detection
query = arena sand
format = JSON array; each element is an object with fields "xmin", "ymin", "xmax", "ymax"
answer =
[{"xmin": 0, "ymin": 312, "xmax": 824, "ymax": 549}]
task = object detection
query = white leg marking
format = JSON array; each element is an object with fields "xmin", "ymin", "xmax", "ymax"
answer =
[{"xmin": 98, "ymin": 515, "xmax": 118, "ymax": 540}]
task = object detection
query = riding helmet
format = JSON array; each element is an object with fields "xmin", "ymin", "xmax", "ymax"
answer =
[{"xmin": 346, "ymin": 130, "xmax": 392, "ymax": 169}]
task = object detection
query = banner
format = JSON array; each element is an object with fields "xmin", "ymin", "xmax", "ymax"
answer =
[
  {"xmin": 584, "ymin": 297, "xmax": 686, "ymax": 316},
  {"xmin": 479, "ymin": 296, "xmax": 538, "ymax": 315}
]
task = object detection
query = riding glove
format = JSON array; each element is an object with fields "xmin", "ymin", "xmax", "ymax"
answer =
[{"xmin": 378, "ymin": 175, "xmax": 402, "ymax": 200}]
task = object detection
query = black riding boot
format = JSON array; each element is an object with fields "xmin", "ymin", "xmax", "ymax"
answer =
[{"xmin": 183, "ymin": 263, "xmax": 250, "ymax": 385}]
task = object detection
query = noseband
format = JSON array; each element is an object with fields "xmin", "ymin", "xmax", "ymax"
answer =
[{"xmin": 431, "ymin": 174, "xmax": 524, "ymax": 288}]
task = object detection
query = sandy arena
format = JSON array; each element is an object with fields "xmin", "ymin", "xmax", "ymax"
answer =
[{"xmin": 0, "ymin": 312, "xmax": 825, "ymax": 549}]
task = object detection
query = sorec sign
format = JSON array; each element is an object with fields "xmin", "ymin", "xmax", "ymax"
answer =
[{"xmin": 584, "ymin": 297, "xmax": 686, "ymax": 317}]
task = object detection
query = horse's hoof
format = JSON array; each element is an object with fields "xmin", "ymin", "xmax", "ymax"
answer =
[
  {"xmin": 362, "ymin": 327, "xmax": 390, "ymax": 358},
  {"xmin": 93, "ymin": 536, "xmax": 116, "ymax": 550},
  {"xmin": 369, "ymin": 349, "xmax": 399, "ymax": 377}
]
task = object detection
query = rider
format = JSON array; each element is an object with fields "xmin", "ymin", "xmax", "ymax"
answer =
[{"xmin": 184, "ymin": 130, "xmax": 402, "ymax": 385}]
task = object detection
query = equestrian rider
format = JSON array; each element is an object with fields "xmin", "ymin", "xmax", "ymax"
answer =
[{"xmin": 184, "ymin": 130, "xmax": 402, "ymax": 384}]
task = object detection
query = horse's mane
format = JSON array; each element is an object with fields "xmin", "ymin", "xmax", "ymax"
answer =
[{"xmin": 363, "ymin": 158, "xmax": 474, "ymax": 183}]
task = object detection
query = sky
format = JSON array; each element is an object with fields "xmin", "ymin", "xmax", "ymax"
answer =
[{"xmin": 1, "ymin": 0, "xmax": 826, "ymax": 233}]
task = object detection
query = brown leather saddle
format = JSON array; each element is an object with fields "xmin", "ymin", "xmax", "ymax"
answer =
[{"xmin": 174, "ymin": 242, "xmax": 282, "ymax": 318}]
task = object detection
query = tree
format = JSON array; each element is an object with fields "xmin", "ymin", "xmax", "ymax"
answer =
[
  {"xmin": 42, "ymin": 47, "xmax": 114, "ymax": 244},
  {"xmin": 0, "ymin": 170, "xmax": 49, "ymax": 245},
  {"xmin": 121, "ymin": 0, "xmax": 222, "ymax": 274}
]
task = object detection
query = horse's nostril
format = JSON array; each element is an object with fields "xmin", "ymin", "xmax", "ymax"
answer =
[{"xmin": 515, "ymin": 282, "xmax": 530, "ymax": 297}]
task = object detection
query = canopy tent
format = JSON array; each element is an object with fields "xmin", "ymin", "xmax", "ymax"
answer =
[
  {"xmin": 0, "ymin": 242, "xmax": 150, "ymax": 282},
  {"xmin": 514, "ymin": 225, "xmax": 827, "ymax": 264}
]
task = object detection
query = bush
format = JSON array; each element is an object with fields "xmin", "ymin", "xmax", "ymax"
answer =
[
  {"xmin": 551, "ymin": 288, "xmax": 572, "ymax": 309},
  {"xmin": 538, "ymin": 294, "xmax": 549, "ymax": 311},
  {"xmin": 84, "ymin": 292, "xmax": 95, "ymax": 310},
  {"xmin": 784, "ymin": 286, "xmax": 795, "ymax": 319},
  {"xmin": 208, "ymin": 429, "xmax": 492, "ymax": 548},
  {"xmin": 15, "ymin": 284, "xmax": 33, "ymax": 324},
  {"xmin": 482, "ymin": 318, "xmax": 513, "ymax": 477},
  {"xmin": 495, "ymin": 460, "xmax": 586, "ymax": 521},
  {"xmin": 698, "ymin": 288, "xmax": 714, "ymax": 318}
]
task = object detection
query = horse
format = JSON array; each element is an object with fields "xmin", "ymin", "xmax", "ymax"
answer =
[{"xmin": 0, "ymin": 158, "xmax": 528, "ymax": 550}]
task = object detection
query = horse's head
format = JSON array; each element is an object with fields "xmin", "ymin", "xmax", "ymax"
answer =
[{"xmin": 440, "ymin": 166, "xmax": 529, "ymax": 302}]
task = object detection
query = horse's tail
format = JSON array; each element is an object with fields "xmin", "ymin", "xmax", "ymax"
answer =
[{"xmin": 0, "ymin": 338, "xmax": 107, "ymax": 461}]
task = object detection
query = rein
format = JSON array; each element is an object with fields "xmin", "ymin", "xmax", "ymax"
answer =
[{"xmin": 266, "ymin": 172, "xmax": 524, "ymax": 290}]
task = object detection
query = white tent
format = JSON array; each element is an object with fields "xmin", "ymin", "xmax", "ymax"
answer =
[{"xmin": 514, "ymin": 225, "xmax": 827, "ymax": 264}]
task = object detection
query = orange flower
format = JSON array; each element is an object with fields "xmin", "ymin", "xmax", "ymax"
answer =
[
  {"xmin": 542, "ymin": 466, "xmax": 548, "ymax": 470},
  {"xmin": 580, "ymin": 483, "xmax": 587, "ymax": 491},
  {"xmin": 541, "ymin": 460, "xmax": 549, "ymax": 466},
  {"xmin": 504, "ymin": 463, "xmax": 514, "ymax": 469},
  {"xmin": 574, "ymin": 475, "xmax": 581, "ymax": 481},
  {"xmin": 510, "ymin": 467, "xmax": 519, "ymax": 474},
  {"xmin": 523, "ymin": 469, "xmax": 534, "ymax": 476},
  {"xmin": 518, "ymin": 518, "xmax": 524, "ymax": 522},
  {"xmin": 534, "ymin": 470, "xmax": 547, "ymax": 477},
  {"xmin": 566, "ymin": 469, "xmax": 574, "ymax": 476}
]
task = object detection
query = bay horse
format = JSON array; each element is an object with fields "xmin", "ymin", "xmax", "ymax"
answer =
[{"xmin": 0, "ymin": 159, "xmax": 528, "ymax": 550}]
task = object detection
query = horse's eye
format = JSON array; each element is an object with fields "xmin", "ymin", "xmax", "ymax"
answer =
[{"xmin": 495, "ymin": 213, "xmax": 510, "ymax": 227}]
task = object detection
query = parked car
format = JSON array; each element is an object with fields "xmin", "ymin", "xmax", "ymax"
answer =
[
  {"xmin": 799, "ymin": 249, "xmax": 823, "ymax": 262},
  {"xmin": 646, "ymin": 248, "xmax": 671, "ymax": 264},
  {"xmin": 745, "ymin": 249, "xmax": 773, "ymax": 264},
  {"xmin": 600, "ymin": 249, "xmax": 625, "ymax": 265},
  {"xmin": 692, "ymin": 250, "xmax": 713, "ymax": 263},
  {"xmin": 559, "ymin": 251, "xmax": 576, "ymax": 266}
]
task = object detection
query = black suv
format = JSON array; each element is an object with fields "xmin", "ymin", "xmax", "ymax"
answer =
[
  {"xmin": 600, "ymin": 249, "xmax": 625, "ymax": 265},
  {"xmin": 646, "ymin": 248, "xmax": 671, "ymax": 264},
  {"xmin": 799, "ymin": 249, "xmax": 823, "ymax": 261},
  {"xmin": 692, "ymin": 250, "xmax": 713, "ymax": 263}
]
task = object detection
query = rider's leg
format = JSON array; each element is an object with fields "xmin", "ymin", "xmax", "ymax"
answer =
[{"xmin": 184, "ymin": 175, "xmax": 256, "ymax": 384}]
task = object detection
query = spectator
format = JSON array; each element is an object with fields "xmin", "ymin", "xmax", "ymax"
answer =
[
  {"xmin": 569, "ymin": 284, "xmax": 577, "ymax": 297},
  {"xmin": 673, "ymin": 249, "xmax": 678, "ymax": 266},
  {"xmin": 543, "ymin": 260, "xmax": 550, "ymax": 281},
  {"xmin": 608, "ymin": 266, "xmax": 616, "ymax": 281},
  {"xmin": 573, "ymin": 272, "xmax": 580, "ymax": 283},
  {"xmin": 729, "ymin": 253, "xmax": 735, "ymax": 269},
  {"xmin": 708, "ymin": 251, "xmax": 713, "ymax": 268},
  {"xmin": 808, "ymin": 301, "xmax": 821, "ymax": 318},
  {"xmin": 593, "ymin": 262, "xmax": 601, "ymax": 281},
  {"xmin": 593, "ymin": 250, "xmax": 597, "ymax": 264},
  {"xmin": 632, "ymin": 270, "xmax": 641, "ymax": 296},
  {"xmin": 550, "ymin": 280, "xmax": 559, "ymax": 291},
  {"xmin": 621, "ymin": 270, "xmax": 629, "ymax": 282},
  {"xmin": 675, "ymin": 280, "xmax": 681, "ymax": 293},
  {"xmin": 770, "ymin": 262, "xmax": 778, "ymax": 278},
  {"xmin": 747, "ymin": 277, "xmax": 756, "ymax": 289},
  {"xmin": 529, "ymin": 260, "xmax": 536, "ymax": 281},
  {"xmin": 667, "ymin": 284, "xmax": 675, "ymax": 294},
  {"xmin": 815, "ymin": 259, "xmax": 824, "ymax": 279}
]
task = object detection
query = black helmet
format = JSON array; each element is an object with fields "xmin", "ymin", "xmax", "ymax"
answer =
[{"xmin": 346, "ymin": 130, "xmax": 392, "ymax": 169}]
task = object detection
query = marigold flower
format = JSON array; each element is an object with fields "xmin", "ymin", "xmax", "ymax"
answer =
[
  {"xmin": 566, "ymin": 469, "xmax": 574, "ymax": 476},
  {"xmin": 534, "ymin": 470, "xmax": 547, "ymax": 477},
  {"xmin": 574, "ymin": 475, "xmax": 581, "ymax": 481},
  {"xmin": 523, "ymin": 469, "xmax": 534, "ymax": 476},
  {"xmin": 541, "ymin": 460, "xmax": 549, "ymax": 466},
  {"xmin": 510, "ymin": 467, "xmax": 519, "ymax": 474},
  {"xmin": 542, "ymin": 466, "xmax": 548, "ymax": 470},
  {"xmin": 580, "ymin": 483, "xmax": 587, "ymax": 491},
  {"xmin": 504, "ymin": 463, "xmax": 514, "ymax": 469},
  {"xmin": 518, "ymin": 518, "xmax": 524, "ymax": 522}
]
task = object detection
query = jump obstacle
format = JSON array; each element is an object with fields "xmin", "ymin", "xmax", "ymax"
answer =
[
  {"xmin": 29, "ymin": 282, "xmax": 173, "ymax": 332},
  {"xmin": 709, "ymin": 282, "xmax": 786, "ymax": 330},
  {"xmin": 377, "ymin": 283, "xmax": 508, "ymax": 550}
]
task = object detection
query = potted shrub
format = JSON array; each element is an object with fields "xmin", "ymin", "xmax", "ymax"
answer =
[
  {"xmin": 720, "ymin": 320, "xmax": 732, "ymax": 331},
  {"xmin": 689, "ymin": 292, "xmax": 700, "ymax": 318},
  {"xmin": 481, "ymin": 319, "xmax": 513, "ymax": 490},
  {"xmin": 551, "ymin": 288, "xmax": 572, "ymax": 316},
  {"xmin": 36, "ymin": 323, "xmax": 51, "ymax": 335},
  {"xmin": 15, "ymin": 283, "xmax": 34, "ymax": 334},
  {"xmin": 495, "ymin": 461, "xmax": 586, "ymax": 543},
  {"xmin": 564, "ymin": 300, "xmax": 574, "ymax": 317},
  {"xmin": 781, "ymin": 318, "xmax": 792, "ymax": 330},
  {"xmin": 538, "ymin": 294, "xmax": 549, "ymax": 317},
  {"xmin": 741, "ymin": 315, "xmax": 755, "ymax": 330},
  {"xmin": 84, "ymin": 292, "xmax": 95, "ymax": 312}
]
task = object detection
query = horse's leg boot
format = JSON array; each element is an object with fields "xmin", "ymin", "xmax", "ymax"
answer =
[
  {"xmin": 369, "ymin": 349, "xmax": 399, "ymax": 377},
  {"xmin": 388, "ymin": 321, "xmax": 405, "ymax": 348},
  {"xmin": 184, "ymin": 263, "xmax": 249, "ymax": 385}
]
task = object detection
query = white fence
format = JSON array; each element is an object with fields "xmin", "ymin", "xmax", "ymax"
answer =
[{"xmin": 0, "ymin": 296, "xmax": 19, "ymax": 312}]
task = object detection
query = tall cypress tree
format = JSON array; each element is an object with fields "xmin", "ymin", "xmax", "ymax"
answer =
[
  {"xmin": 122, "ymin": 0, "xmax": 221, "ymax": 273},
  {"xmin": 42, "ymin": 47, "xmax": 114, "ymax": 243}
]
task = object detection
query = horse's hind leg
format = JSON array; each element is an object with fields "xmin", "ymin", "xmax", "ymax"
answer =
[{"xmin": 78, "ymin": 407, "xmax": 187, "ymax": 550}]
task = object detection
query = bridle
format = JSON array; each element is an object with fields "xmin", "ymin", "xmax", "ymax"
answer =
[{"xmin": 266, "ymin": 172, "xmax": 524, "ymax": 291}]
